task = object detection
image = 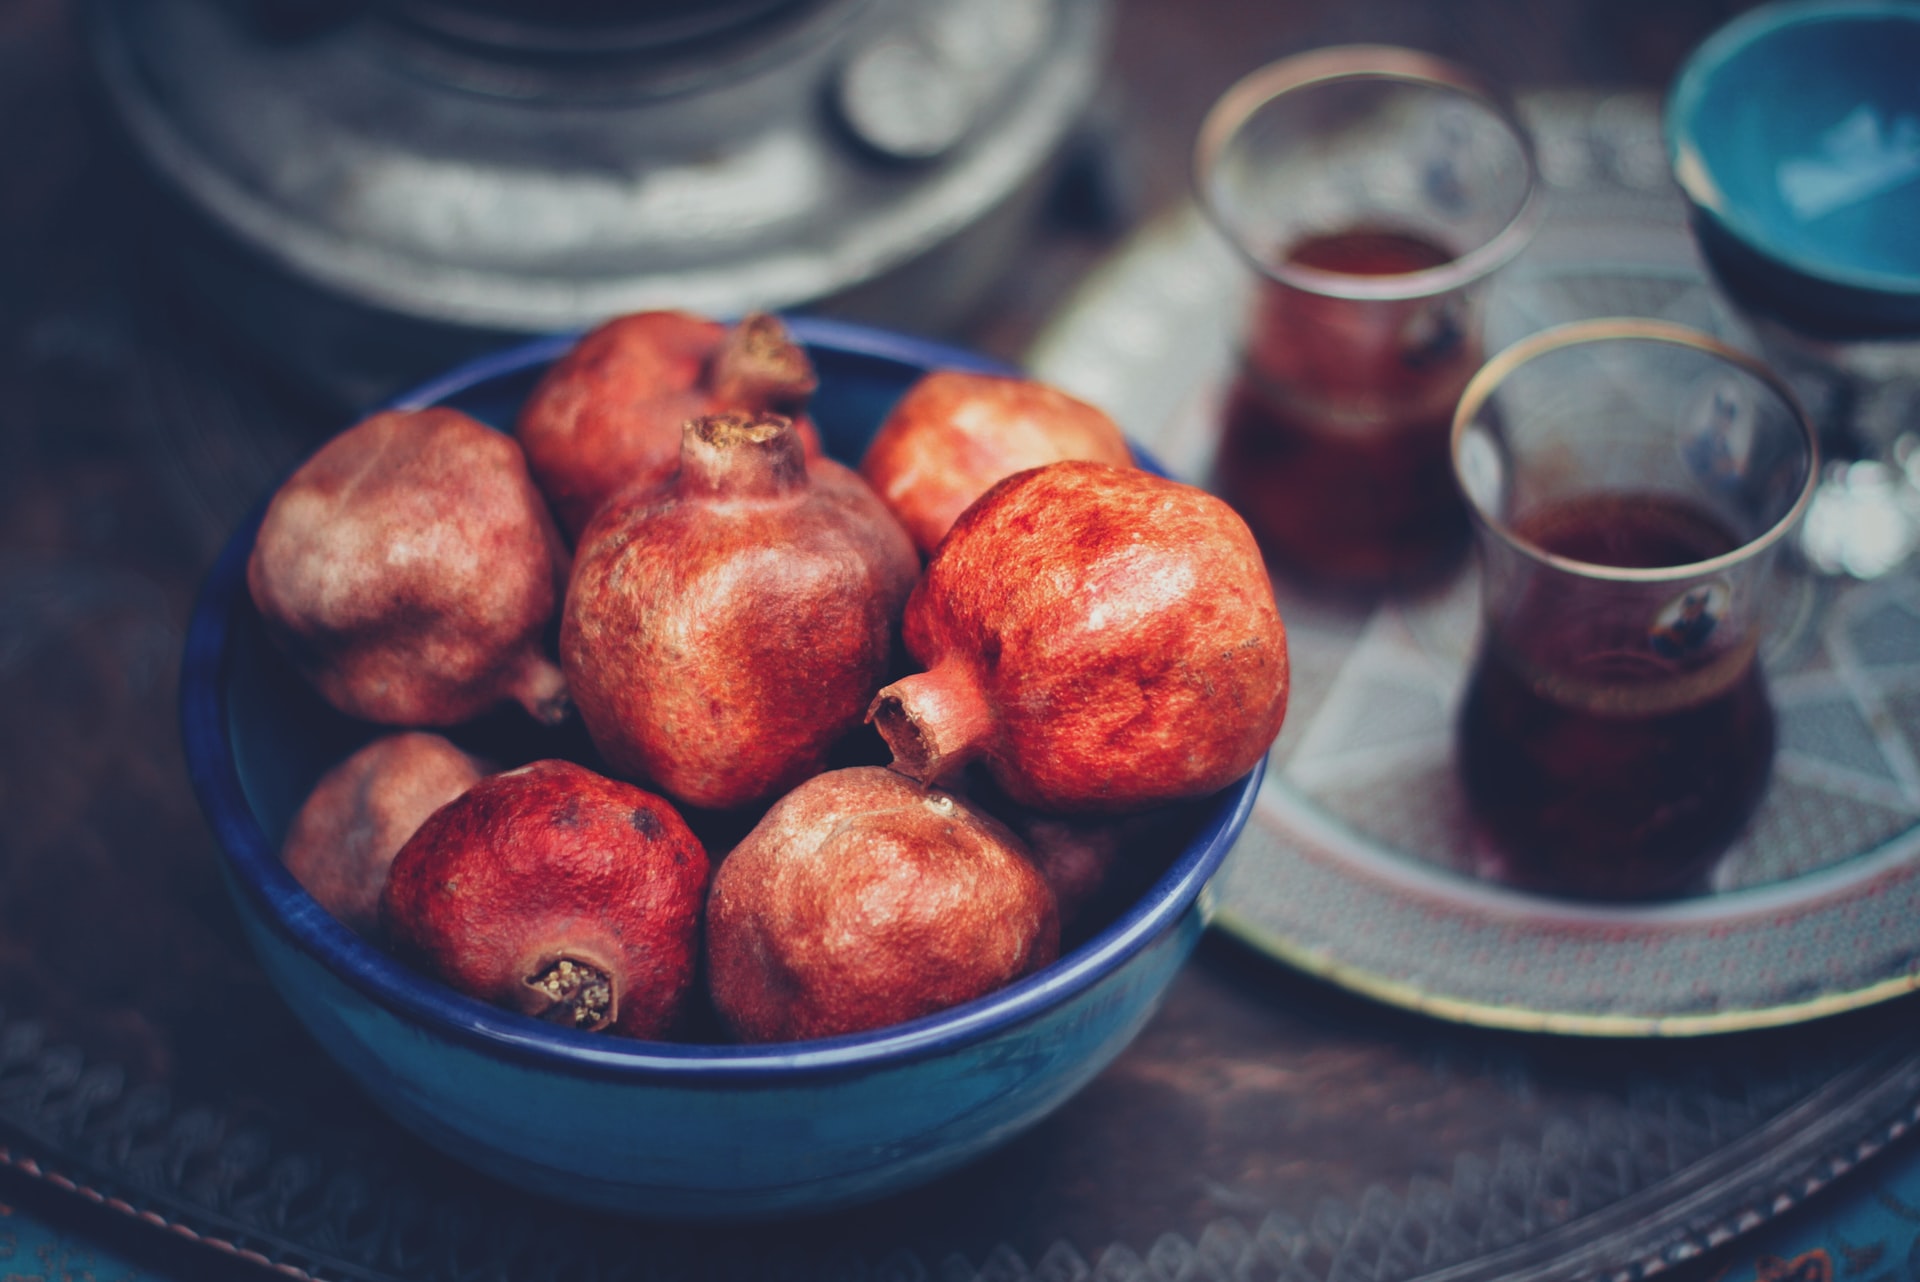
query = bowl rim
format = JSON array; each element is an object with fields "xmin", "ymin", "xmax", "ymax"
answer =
[
  {"xmin": 1664, "ymin": 0, "xmax": 1920, "ymax": 299},
  {"xmin": 179, "ymin": 316, "xmax": 1265, "ymax": 1084}
]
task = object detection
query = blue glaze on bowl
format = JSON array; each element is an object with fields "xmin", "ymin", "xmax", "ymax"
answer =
[
  {"xmin": 179, "ymin": 318, "xmax": 1265, "ymax": 1219},
  {"xmin": 1666, "ymin": 1, "xmax": 1920, "ymax": 337}
]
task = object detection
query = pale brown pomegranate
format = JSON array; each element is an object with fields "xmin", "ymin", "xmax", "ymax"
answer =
[
  {"xmin": 705, "ymin": 766, "xmax": 1058, "ymax": 1042},
  {"xmin": 562, "ymin": 412, "xmax": 918, "ymax": 812},
  {"xmin": 381, "ymin": 759, "xmax": 708, "ymax": 1038},
  {"xmin": 860, "ymin": 370, "xmax": 1134, "ymax": 555},
  {"xmin": 869, "ymin": 461, "xmax": 1289, "ymax": 812},
  {"xmin": 516, "ymin": 310, "xmax": 823, "ymax": 539},
  {"xmin": 281, "ymin": 732, "xmax": 492, "ymax": 939},
  {"xmin": 247, "ymin": 407, "xmax": 570, "ymax": 728}
]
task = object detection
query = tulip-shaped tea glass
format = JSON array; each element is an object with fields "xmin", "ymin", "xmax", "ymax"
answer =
[
  {"xmin": 1195, "ymin": 45, "xmax": 1540, "ymax": 590},
  {"xmin": 1450, "ymin": 319, "xmax": 1819, "ymax": 901}
]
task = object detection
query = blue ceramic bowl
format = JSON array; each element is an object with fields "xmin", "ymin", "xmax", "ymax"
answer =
[
  {"xmin": 179, "ymin": 317, "xmax": 1264, "ymax": 1220},
  {"xmin": 1666, "ymin": 0, "xmax": 1920, "ymax": 338}
]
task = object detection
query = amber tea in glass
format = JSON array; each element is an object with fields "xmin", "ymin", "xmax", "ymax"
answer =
[
  {"xmin": 1450, "ymin": 320, "xmax": 1818, "ymax": 900},
  {"xmin": 1195, "ymin": 46, "xmax": 1539, "ymax": 589}
]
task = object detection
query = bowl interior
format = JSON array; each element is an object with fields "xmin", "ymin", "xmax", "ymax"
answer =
[
  {"xmin": 1668, "ymin": 1, "xmax": 1920, "ymax": 304},
  {"xmin": 181, "ymin": 315, "xmax": 1264, "ymax": 1078}
]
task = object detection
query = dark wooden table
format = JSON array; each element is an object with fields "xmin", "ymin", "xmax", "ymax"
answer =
[{"xmin": 12, "ymin": 3, "xmax": 1920, "ymax": 1281}]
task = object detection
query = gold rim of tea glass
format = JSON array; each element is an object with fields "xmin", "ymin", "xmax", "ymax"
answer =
[
  {"xmin": 1450, "ymin": 317, "xmax": 1821, "ymax": 584},
  {"xmin": 1192, "ymin": 44, "xmax": 1543, "ymax": 303}
]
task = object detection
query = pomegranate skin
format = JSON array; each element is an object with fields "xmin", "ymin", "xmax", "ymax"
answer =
[
  {"xmin": 562, "ymin": 413, "xmax": 919, "ymax": 811},
  {"xmin": 247, "ymin": 407, "xmax": 570, "ymax": 728},
  {"xmin": 516, "ymin": 310, "xmax": 823, "ymax": 539},
  {"xmin": 381, "ymin": 759, "xmax": 709, "ymax": 1039},
  {"xmin": 281, "ymin": 732, "xmax": 491, "ymax": 939},
  {"xmin": 706, "ymin": 766, "xmax": 1059, "ymax": 1043},
  {"xmin": 870, "ymin": 460, "xmax": 1289, "ymax": 812},
  {"xmin": 860, "ymin": 371, "xmax": 1135, "ymax": 555}
]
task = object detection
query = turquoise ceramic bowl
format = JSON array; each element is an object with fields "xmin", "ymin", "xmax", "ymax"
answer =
[
  {"xmin": 179, "ymin": 318, "xmax": 1263, "ymax": 1220},
  {"xmin": 1666, "ymin": 0, "xmax": 1920, "ymax": 337}
]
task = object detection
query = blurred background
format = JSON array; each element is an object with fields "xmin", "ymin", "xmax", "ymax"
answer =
[{"xmin": 10, "ymin": 0, "xmax": 1769, "ymax": 407}]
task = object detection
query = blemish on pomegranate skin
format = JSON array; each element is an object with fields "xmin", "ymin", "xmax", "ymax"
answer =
[{"xmin": 630, "ymin": 808, "xmax": 660, "ymax": 836}]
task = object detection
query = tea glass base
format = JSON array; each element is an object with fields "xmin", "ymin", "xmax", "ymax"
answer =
[{"xmin": 1454, "ymin": 657, "xmax": 1776, "ymax": 903}]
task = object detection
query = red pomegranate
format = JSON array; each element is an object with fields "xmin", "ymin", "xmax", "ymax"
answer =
[
  {"xmin": 869, "ymin": 461, "xmax": 1289, "ymax": 812},
  {"xmin": 381, "ymin": 759, "xmax": 709, "ymax": 1038},
  {"xmin": 705, "ymin": 766, "xmax": 1058, "ymax": 1042},
  {"xmin": 247, "ymin": 407, "xmax": 570, "ymax": 728},
  {"xmin": 992, "ymin": 800, "xmax": 1186, "ymax": 938},
  {"xmin": 562, "ymin": 412, "xmax": 918, "ymax": 812},
  {"xmin": 281, "ymin": 732, "xmax": 492, "ymax": 939},
  {"xmin": 860, "ymin": 370, "xmax": 1135, "ymax": 555},
  {"xmin": 516, "ymin": 310, "xmax": 823, "ymax": 538}
]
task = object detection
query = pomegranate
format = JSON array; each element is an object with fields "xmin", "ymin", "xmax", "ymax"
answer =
[
  {"xmin": 705, "ymin": 766, "xmax": 1058, "ymax": 1043},
  {"xmin": 869, "ymin": 460, "xmax": 1289, "ymax": 812},
  {"xmin": 381, "ymin": 759, "xmax": 708, "ymax": 1038},
  {"xmin": 860, "ymin": 370, "xmax": 1135, "ymax": 555},
  {"xmin": 562, "ymin": 412, "xmax": 918, "ymax": 812},
  {"xmin": 247, "ymin": 407, "xmax": 570, "ymax": 728},
  {"xmin": 996, "ymin": 801, "xmax": 1185, "ymax": 938},
  {"xmin": 516, "ymin": 310, "xmax": 823, "ymax": 538},
  {"xmin": 281, "ymin": 732, "xmax": 492, "ymax": 939}
]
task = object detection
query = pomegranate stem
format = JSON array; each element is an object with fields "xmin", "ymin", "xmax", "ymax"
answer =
[{"xmin": 868, "ymin": 660, "xmax": 993, "ymax": 785}]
